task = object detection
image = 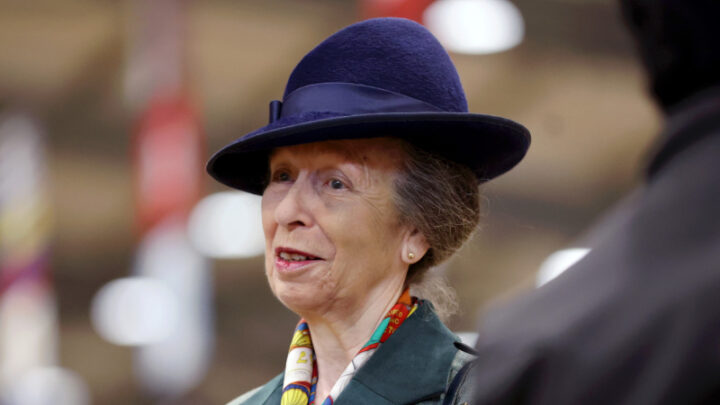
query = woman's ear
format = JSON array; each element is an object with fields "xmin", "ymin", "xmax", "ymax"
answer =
[{"xmin": 401, "ymin": 228, "xmax": 429, "ymax": 265}]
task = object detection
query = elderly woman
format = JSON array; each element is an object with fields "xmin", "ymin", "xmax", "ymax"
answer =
[{"xmin": 207, "ymin": 18, "xmax": 529, "ymax": 405}]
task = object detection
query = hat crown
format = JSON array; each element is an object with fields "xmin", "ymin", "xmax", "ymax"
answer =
[{"xmin": 284, "ymin": 18, "xmax": 469, "ymax": 113}]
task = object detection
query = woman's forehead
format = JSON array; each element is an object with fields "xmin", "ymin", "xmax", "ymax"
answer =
[{"xmin": 269, "ymin": 138, "xmax": 406, "ymax": 167}]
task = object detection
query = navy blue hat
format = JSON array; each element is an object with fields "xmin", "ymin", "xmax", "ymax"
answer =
[{"xmin": 207, "ymin": 17, "xmax": 530, "ymax": 194}]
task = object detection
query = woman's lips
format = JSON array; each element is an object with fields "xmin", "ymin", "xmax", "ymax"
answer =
[
  {"xmin": 274, "ymin": 247, "xmax": 324, "ymax": 273},
  {"xmin": 274, "ymin": 256, "xmax": 321, "ymax": 272}
]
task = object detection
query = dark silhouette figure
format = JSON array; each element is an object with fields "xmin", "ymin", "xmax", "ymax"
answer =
[{"xmin": 462, "ymin": 1, "xmax": 720, "ymax": 404}]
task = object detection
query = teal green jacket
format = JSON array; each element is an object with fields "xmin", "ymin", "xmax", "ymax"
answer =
[{"xmin": 228, "ymin": 302, "xmax": 473, "ymax": 405}]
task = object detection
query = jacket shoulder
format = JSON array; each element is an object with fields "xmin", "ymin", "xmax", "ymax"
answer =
[
  {"xmin": 226, "ymin": 373, "xmax": 283, "ymax": 405},
  {"xmin": 433, "ymin": 345, "xmax": 476, "ymax": 405},
  {"xmin": 412, "ymin": 345, "xmax": 475, "ymax": 405},
  {"xmin": 448, "ymin": 344, "xmax": 475, "ymax": 383}
]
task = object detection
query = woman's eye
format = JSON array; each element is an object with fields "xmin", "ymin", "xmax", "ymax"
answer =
[
  {"xmin": 272, "ymin": 170, "xmax": 291, "ymax": 182},
  {"xmin": 329, "ymin": 178, "xmax": 346, "ymax": 190}
]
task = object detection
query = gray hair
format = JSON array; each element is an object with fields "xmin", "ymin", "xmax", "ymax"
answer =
[{"xmin": 393, "ymin": 141, "xmax": 482, "ymax": 322}]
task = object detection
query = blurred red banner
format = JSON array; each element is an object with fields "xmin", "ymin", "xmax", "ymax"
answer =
[
  {"xmin": 360, "ymin": 0, "xmax": 436, "ymax": 22},
  {"xmin": 133, "ymin": 94, "xmax": 204, "ymax": 232}
]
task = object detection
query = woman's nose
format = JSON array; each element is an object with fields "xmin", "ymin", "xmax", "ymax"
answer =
[{"xmin": 273, "ymin": 176, "xmax": 314, "ymax": 230}]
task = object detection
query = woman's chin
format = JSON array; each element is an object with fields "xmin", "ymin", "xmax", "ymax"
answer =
[
  {"xmin": 275, "ymin": 289, "xmax": 330, "ymax": 315},
  {"xmin": 266, "ymin": 272, "xmax": 326, "ymax": 313}
]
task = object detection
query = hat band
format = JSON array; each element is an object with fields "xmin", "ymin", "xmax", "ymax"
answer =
[{"xmin": 269, "ymin": 82, "xmax": 444, "ymax": 123}]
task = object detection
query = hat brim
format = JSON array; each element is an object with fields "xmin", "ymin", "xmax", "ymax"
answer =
[{"xmin": 207, "ymin": 112, "xmax": 530, "ymax": 195}]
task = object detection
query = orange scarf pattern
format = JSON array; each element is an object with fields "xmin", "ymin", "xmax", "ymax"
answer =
[{"xmin": 281, "ymin": 290, "xmax": 417, "ymax": 405}]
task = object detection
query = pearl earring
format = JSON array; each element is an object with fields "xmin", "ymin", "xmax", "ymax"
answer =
[{"xmin": 408, "ymin": 252, "xmax": 415, "ymax": 260}]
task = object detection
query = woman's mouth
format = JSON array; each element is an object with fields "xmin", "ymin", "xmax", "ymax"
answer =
[{"xmin": 275, "ymin": 247, "xmax": 323, "ymax": 272}]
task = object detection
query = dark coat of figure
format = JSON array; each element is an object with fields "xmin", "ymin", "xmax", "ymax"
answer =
[{"xmin": 465, "ymin": 0, "xmax": 720, "ymax": 404}]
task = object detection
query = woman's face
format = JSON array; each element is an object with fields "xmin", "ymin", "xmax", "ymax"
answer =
[{"xmin": 261, "ymin": 138, "xmax": 413, "ymax": 315}]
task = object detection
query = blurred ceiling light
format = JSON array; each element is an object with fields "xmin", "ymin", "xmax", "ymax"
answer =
[
  {"xmin": 0, "ymin": 280, "xmax": 58, "ymax": 390},
  {"xmin": 3, "ymin": 366, "xmax": 89, "ymax": 405},
  {"xmin": 0, "ymin": 114, "xmax": 46, "ymax": 201},
  {"xmin": 536, "ymin": 248, "xmax": 591, "ymax": 287},
  {"xmin": 423, "ymin": 0, "xmax": 525, "ymax": 55},
  {"xmin": 187, "ymin": 191, "xmax": 265, "ymax": 259},
  {"xmin": 133, "ymin": 220, "xmax": 213, "ymax": 397},
  {"xmin": 90, "ymin": 277, "xmax": 180, "ymax": 346}
]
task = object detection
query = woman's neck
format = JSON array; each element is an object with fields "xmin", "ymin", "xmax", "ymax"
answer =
[{"xmin": 302, "ymin": 280, "xmax": 405, "ymax": 402}]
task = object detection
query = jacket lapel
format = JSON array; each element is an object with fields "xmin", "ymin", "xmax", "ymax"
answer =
[
  {"xmin": 335, "ymin": 302, "xmax": 459, "ymax": 405},
  {"xmin": 236, "ymin": 373, "xmax": 282, "ymax": 405}
]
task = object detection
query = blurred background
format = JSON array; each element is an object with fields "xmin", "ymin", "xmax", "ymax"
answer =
[{"xmin": 0, "ymin": 0, "xmax": 659, "ymax": 404}]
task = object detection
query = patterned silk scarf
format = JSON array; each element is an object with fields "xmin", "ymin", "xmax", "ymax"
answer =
[{"xmin": 281, "ymin": 290, "xmax": 418, "ymax": 405}]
